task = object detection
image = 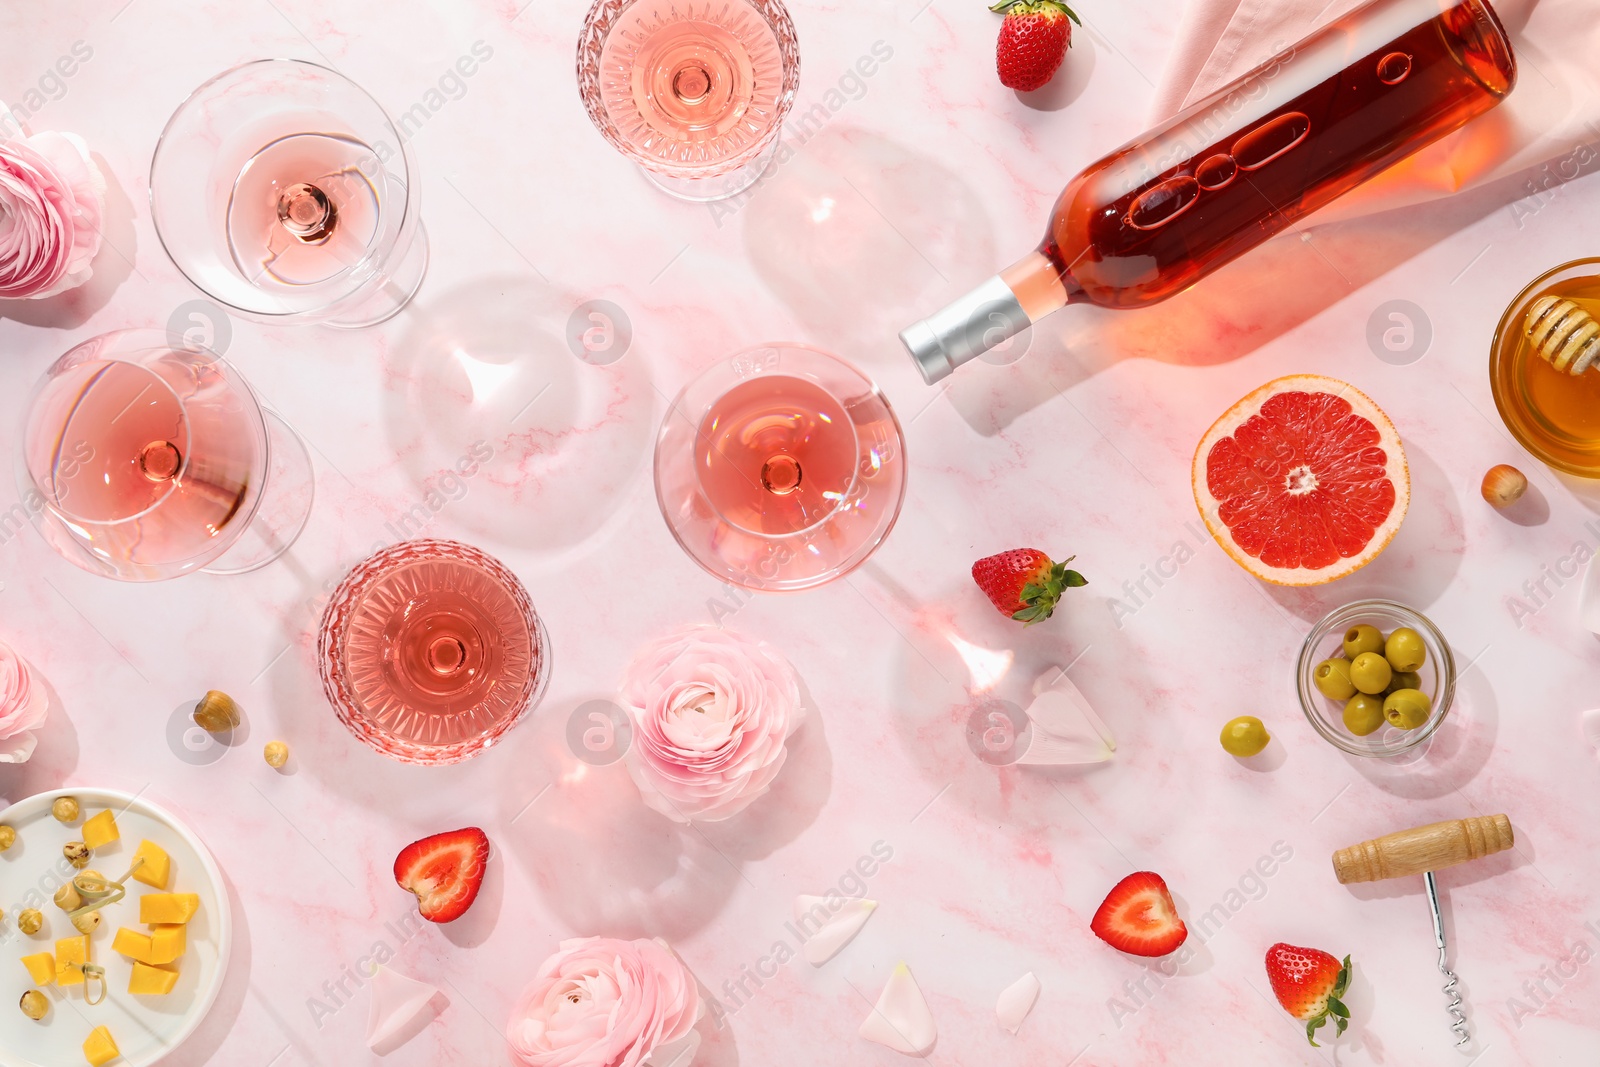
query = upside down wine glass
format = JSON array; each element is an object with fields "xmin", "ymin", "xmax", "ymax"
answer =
[
  {"xmin": 18, "ymin": 330, "xmax": 314, "ymax": 580},
  {"xmin": 578, "ymin": 0, "xmax": 801, "ymax": 202},
  {"xmin": 150, "ymin": 59, "xmax": 428, "ymax": 328},
  {"xmin": 655, "ymin": 343, "xmax": 907, "ymax": 590},
  {"xmin": 318, "ymin": 540, "xmax": 551, "ymax": 765}
]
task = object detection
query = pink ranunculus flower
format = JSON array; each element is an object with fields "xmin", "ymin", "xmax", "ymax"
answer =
[
  {"xmin": 506, "ymin": 937, "xmax": 703, "ymax": 1067},
  {"xmin": 0, "ymin": 641, "xmax": 49, "ymax": 763},
  {"xmin": 0, "ymin": 129, "xmax": 105, "ymax": 300},
  {"xmin": 619, "ymin": 626, "xmax": 803, "ymax": 823}
]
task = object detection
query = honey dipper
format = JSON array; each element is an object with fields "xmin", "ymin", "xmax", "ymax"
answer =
[
  {"xmin": 1332, "ymin": 814, "xmax": 1515, "ymax": 1047},
  {"xmin": 1526, "ymin": 296, "xmax": 1600, "ymax": 375}
]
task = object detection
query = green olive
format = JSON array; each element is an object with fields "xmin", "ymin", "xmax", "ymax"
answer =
[
  {"xmin": 1384, "ymin": 627, "xmax": 1427, "ymax": 673},
  {"xmin": 1313, "ymin": 658, "xmax": 1357, "ymax": 701},
  {"xmin": 1343, "ymin": 694, "xmax": 1386, "ymax": 736},
  {"xmin": 1342, "ymin": 624, "xmax": 1384, "ymax": 660},
  {"xmin": 1349, "ymin": 652, "xmax": 1393, "ymax": 695},
  {"xmin": 1386, "ymin": 671, "xmax": 1422, "ymax": 695},
  {"xmin": 1220, "ymin": 716, "xmax": 1271, "ymax": 757},
  {"xmin": 1383, "ymin": 688, "xmax": 1431, "ymax": 730}
]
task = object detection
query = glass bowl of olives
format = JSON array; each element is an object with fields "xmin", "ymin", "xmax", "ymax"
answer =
[{"xmin": 1296, "ymin": 599, "xmax": 1455, "ymax": 758}]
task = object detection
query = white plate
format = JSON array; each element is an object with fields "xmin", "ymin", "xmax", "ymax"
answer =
[{"xmin": 0, "ymin": 789, "xmax": 231, "ymax": 1067}]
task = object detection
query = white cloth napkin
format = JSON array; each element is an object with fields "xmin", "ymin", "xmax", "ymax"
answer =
[{"xmin": 1149, "ymin": 0, "xmax": 1600, "ymax": 223}]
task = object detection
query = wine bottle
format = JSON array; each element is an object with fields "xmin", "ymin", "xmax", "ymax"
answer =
[{"xmin": 901, "ymin": 0, "xmax": 1516, "ymax": 383}]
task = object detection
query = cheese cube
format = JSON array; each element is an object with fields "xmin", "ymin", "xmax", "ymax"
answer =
[
  {"xmin": 138, "ymin": 893, "xmax": 199, "ymax": 925},
  {"xmin": 55, "ymin": 935, "xmax": 87, "ymax": 985},
  {"xmin": 129, "ymin": 840, "xmax": 169, "ymax": 890},
  {"xmin": 148, "ymin": 924, "xmax": 186, "ymax": 965},
  {"xmin": 128, "ymin": 961, "xmax": 179, "ymax": 996},
  {"xmin": 21, "ymin": 952, "xmax": 55, "ymax": 986},
  {"xmin": 82, "ymin": 810, "xmax": 119, "ymax": 850},
  {"xmin": 83, "ymin": 1025, "xmax": 119, "ymax": 1066},
  {"xmin": 112, "ymin": 927, "xmax": 154, "ymax": 963}
]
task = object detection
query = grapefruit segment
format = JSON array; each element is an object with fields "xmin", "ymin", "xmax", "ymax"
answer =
[{"xmin": 1192, "ymin": 376, "xmax": 1408, "ymax": 586}]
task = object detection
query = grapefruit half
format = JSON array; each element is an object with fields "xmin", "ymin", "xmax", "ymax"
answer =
[{"xmin": 1192, "ymin": 376, "xmax": 1409, "ymax": 587}]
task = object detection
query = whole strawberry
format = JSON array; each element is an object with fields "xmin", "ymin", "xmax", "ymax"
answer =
[
  {"xmin": 971, "ymin": 548, "xmax": 1086, "ymax": 625},
  {"xmin": 991, "ymin": 0, "xmax": 1081, "ymax": 92},
  {"xmin": 1265, "ymin": 943, "xmax": 1352, "ymax": 1047}
]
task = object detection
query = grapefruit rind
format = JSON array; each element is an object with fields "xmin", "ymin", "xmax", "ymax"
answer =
[{"xmin": 1191, "ymin": 375, "xmax": 1410, "ymax": 587}]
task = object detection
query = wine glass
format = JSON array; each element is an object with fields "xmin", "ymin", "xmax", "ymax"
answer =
[
  {"xmin": 318, "ymin": 539, "xmax": 551, "ymax": 765},
  {"xmin": 18, "ymin": 330, "xmax": 314, "ymax": 581},
  {"xmin": 150, "ymin": 59, "xmax": 427, "ymax": 328},
  {"xmin": 578, "ymin": 0, "xmax": 801, "ymax": 202},
  {"xmin": 654, "ymin": 343, "xmax": 907, "ymax": 590}
]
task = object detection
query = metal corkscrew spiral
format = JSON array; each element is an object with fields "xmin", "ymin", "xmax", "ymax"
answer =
[{"xmin": 1425, "ymin": 872, "xmax": 1470, "ymax": 1047}]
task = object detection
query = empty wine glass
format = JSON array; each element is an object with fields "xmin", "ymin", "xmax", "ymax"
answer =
[
  {"xmin": 150, "ymin": 59, "xmax": 427, "ymax": 328},
  {"xmin": 18, "ymin": 329, "xmax": 314, "ymax": 581},
  {"xmin": 318, "ymin": 539, "xmax": 551, "ymax": 765},
  {"xmin": 578, "ymin": 0, "xmax": 801, "ymax": 202},
  {"xmin": 655, "ymin": 343, "xmax": 906, "ymax": 590}
]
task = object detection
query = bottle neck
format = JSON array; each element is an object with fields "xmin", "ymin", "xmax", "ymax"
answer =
[{"xmin": 1000, "ymin": 248, "xmax": 1079, "ymax": 323}]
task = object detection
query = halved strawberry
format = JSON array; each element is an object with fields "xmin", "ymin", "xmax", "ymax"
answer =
[
  {"xmin": 394, "ymin": 827, "xmax": 490, "ymax": 924},
  {"xmin": 1090, "ymin": 871, "xmax": 1188, "ymax": 957}
]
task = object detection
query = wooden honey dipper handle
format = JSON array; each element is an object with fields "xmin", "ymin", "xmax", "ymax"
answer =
[{"xmin": 1332, "ymin": 815, "xmax": 1514, "ymax": 885}]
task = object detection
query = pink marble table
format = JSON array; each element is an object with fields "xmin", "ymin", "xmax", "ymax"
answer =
[{"xmin": 3, "ymin": 1, "xmax": 1599, "ymax": 1065}]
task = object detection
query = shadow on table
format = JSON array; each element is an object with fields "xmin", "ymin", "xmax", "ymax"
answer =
[
  {"xmin": 165, "ymin": 866, "xmax": 253, "ymax": 1066},
  {"xmin": 1339, "ymin": 657, "xmax": 1499, "ymax": 803},
  {"xmin": 494, "ymin": 680, "xmax": 830, "ymax": 943},
  {"xmin": 871, "ymin": 565, "xmax": 1140, "ymax": 832},
  {"xmin": 381, "ymin": 273, "xmax": 656, "ymax": 554}
]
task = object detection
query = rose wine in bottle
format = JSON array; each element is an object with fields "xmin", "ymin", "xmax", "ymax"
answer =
[{"xmin": 902, "ymin": 0, "xmax": 1516, "ymax": 383}]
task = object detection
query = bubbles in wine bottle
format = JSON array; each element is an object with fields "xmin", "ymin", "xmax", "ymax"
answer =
[
  {"xmin": 1126, "ymin": 175, "xmax": 1200, "ymax": 231},
  {"xmin": 1377, "ymin": 52, "xmax": 1413, "ymax": 85},
  {"xmin": 1196, "ymin": 153, "xmax": 1238, "ymax": 191},
  {"xmin": 1233, "ymin": 111, "xmax": 1311, "ymax": 172}
]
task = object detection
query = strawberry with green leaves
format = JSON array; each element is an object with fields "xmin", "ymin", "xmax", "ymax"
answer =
[
  {"xmin": 1265, "ymin": 943, "xmax": 1353, "ymax": 1047},
  {"xmin": 971, "ymin": 548, "xmax": 1087, "ymax": 625},
  {"xmin": 991, "ymin": 1, "xmax": 1082, "ymax": 92}
]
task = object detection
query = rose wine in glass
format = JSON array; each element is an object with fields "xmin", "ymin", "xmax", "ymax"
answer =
[
  {"xmin": 19, "ymin": 330, "xmax": 312, "ymax": 581},
  {"xmin": 319, "ymin": 540, "xmax": 551, "ymax": 765},
  {"xmin": 579, "ymin": 0, "xmax": 800, "ymax": 201},
  {"xmin": 656, "ymin": 344, "xmax": 906, "ymax": 590},
  {"xmin": 151, "ymin": 59, "xmax": 428, "ymax": 328},
  {"xmin": 902, "ymin": 0, "xmax": 1516, "ymax": 381}
]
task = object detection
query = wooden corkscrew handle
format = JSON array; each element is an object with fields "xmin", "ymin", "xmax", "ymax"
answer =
[{"xmin": 1332, "ymin": 815, "xmax": 1514, "ymax": 884}]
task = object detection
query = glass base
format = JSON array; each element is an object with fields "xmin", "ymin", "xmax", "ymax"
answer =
[
  {"xmin": 323, "ymin": 221, "xmax": 430, "ymax": 329},
  {"xmin": 640, "ymin": 139, "xmax": 781, "ymax": 203},
  {"xmin": 203, "ymin": 409, "xmax": 315, "ymax": 575}
]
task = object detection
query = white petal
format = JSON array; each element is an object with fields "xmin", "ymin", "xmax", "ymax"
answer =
[
  {"xmin": 1581, "ymin": 556, "xmax": 1600, "ymax": 635},
  {"xmin": 792, "ymin": 895, "xmax": 877, "ymax": 965},
  {"xmin": 643, "ymin": 1029, "xmax": 701, "ymax": 1067},
  {"xmin": 1016, "ymin": 675, "xmax": 1115, "ymax": 765},
  {"xmin": 366, "ymin": 966, "xmax": 444, "ymax": 1051},
  {"xmin": 995, "ymin": 972, "xmax": 1041, "ymax": 1034},
  {"xmin": 0, "ymin": 731, "xmax": 36, "ymax": 764},
  {"xmin": 1582, "ymin": 708, "xmax": 1600, "ymax": 751},
  {"xmin": 859, "ymin": 963, "xmax": 937, "ymax": 1056}
]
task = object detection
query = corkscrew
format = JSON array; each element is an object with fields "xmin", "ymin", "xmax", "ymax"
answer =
[
  {"xmin": 1425, "ymin": 871, "xmax": 1471, "ymax": 1046},
  {"xmin": 1333, "ymin": 814, "xmax": 1516, "ymax": 1048}
]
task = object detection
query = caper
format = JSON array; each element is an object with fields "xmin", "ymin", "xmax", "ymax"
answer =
[{"xmin": 18, "ymin": 990, "xmax": 46, "ymax": 1020}]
